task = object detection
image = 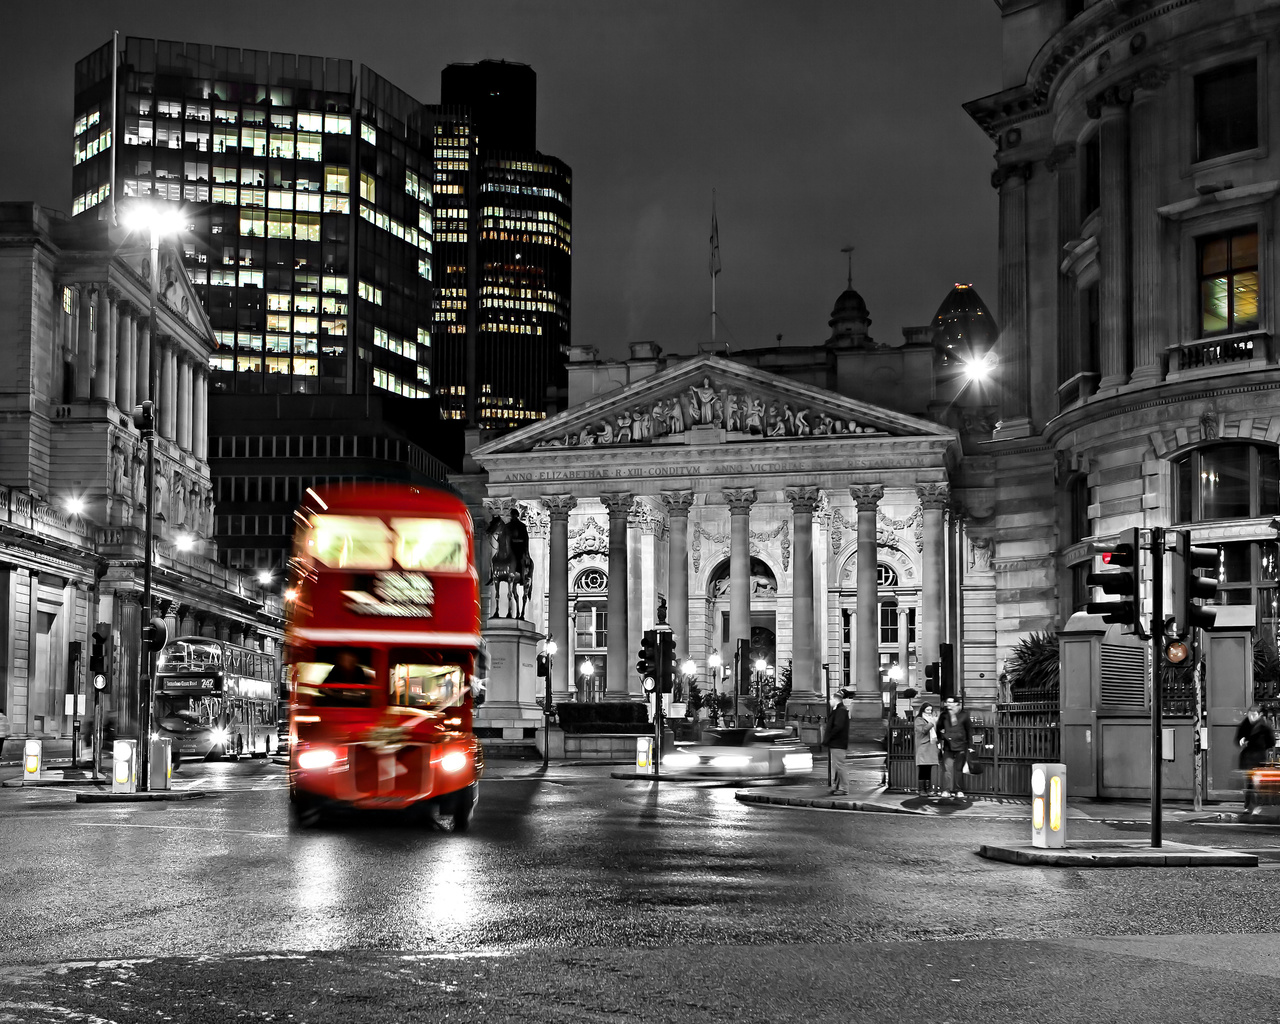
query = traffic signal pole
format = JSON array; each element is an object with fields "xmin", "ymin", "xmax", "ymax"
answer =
[{"xmin": 1149, "ymin": 526, "xmax": 1164, "ymax": 849}]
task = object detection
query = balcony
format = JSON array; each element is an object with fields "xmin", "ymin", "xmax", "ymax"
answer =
[{"xmin": 1166, "ymin": 330, "xmax": 1272, "ymax": 381}]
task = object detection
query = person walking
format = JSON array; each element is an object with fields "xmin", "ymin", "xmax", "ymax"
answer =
[
  {"xmin": 935, "ymin": 696, "xmax": 973, "ymax": 799},
  {"xmin": 1236, "ymin": 703, "xmax": 1276, "ymax": 816},
  {"xmin": 823, "ymin": 689, "xmax": 852, "ymax": 796},
  {"xmin": 913, "ymin": 703, "xmax": 939, "ymax": 796}
]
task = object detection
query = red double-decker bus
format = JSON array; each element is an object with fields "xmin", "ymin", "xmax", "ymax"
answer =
[{"xmin": 284, "ymin": 483, "xmax": 484, "ymax": 829}]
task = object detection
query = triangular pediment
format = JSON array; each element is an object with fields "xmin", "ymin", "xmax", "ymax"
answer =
[
  {"xmin": 475, "ymin": 355, "xmax": 953, "ymax": 456},
  {"xmin": 119, "ymin": 239, "xmax": 215, "ymax": 346}
]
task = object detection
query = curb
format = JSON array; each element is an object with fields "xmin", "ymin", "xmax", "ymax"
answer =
[
  {"xmin": 977, "ymin": 841, "xmax": 1258, "ymax": 867},
  {"xmin": 735, "ymin": 791, "xmax": 928, "ymax": 814},
  {"xmin": 76, "ymin": 790, "xmax": 208, "ymax": 803},
  {"xmin": 3, "ymin": 777, "xmax": 108, "ymax": 789}
]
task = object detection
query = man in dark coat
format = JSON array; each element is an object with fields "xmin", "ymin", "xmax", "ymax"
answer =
[
  {"xmin": 1237, "ymin": 703, "xmax": 1276, "ymax": 814},
  {"xmin": 935, "ymin": 696, "xmax": 974, "ymax": 799},
  {"xmin": 823, "ymin": 689, "xmax": 853, "ymax": 796}
]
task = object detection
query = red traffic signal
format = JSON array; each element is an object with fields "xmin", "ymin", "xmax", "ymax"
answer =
[
  {"xmin": 1086, "ymin": 527, "xmax": 1141, "ymax": 629},
  {"xmin": 658, "ymin": 632, "xmax": 678, "ymax": 693},
  {"xmin": 637, "ymin": 629, "xmax": 658, "ymax": 681},
  {"xmin": 1179, "ymin": 533, "xmax": 1219, "ymax": 631}
]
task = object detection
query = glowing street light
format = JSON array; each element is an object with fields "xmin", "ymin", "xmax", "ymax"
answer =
[
  {"xmin": 542, "ymin": 639, "xmax": 557, "ymax": 769},
  {"xmin": 962, "ymin": 351, "xmax": 995, "ymax": 383},
  {"xmin": 257, "ymin": 570, "xmax": 273, "ymax": 586},
  {"xmin": 65, "ymin": 497, "xmax": 85, "ymax": 516}
]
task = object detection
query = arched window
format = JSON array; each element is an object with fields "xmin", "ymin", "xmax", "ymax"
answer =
[
  {"xmin": 1172, "ymin": 442, "xmax": 1279, "ymax": 523},
  {"xmin": 876, "ymin": 563, "xmax": 898, "ymax": 587}
]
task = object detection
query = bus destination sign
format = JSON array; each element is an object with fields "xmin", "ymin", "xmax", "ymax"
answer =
[{"xmin": 342, "ymin": 571, "xmax": 435, "ymax": 617}]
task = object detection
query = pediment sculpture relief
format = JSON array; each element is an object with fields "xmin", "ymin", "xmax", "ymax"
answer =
[{"xmin": 533, "ymin": 376, "xmax": 881, "ymax": 449}]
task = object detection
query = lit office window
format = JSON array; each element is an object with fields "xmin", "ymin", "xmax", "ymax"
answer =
[{"xmin": 1199, "ymin": 228, "xmax": 1258, "ymax": 336}]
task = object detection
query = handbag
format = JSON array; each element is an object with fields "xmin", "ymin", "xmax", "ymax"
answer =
[{"xmin": 962, "ymin": 751, "xmax": 984, "ymax": 775}]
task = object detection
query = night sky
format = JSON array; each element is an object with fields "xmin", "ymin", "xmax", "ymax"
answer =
[{"xmin": 1, "ymin": 1, "xmax": 1001, "ymax": 364}]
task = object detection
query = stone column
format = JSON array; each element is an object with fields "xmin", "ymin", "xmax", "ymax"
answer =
[
  {"xmin": 1097, "ymin": 104, "xmax": 1131, "ymax": 390},
  {"xmin": 135, "ymin": 317, "xmax": 151, "ymax": 407},
  {"xmin": 177, "ymin": 355, "xmax": 193, "ymax": 451},
  {"xmin": 897, "ymin": 606, "xmax": 912, "ymax": 689},
  {"xmin": 115, "ymin": 304, "xmax": 136, "ymax": 412},
  {"xmin": 723, "ymin": 488, "xmax": 756, "ymax": 659},
  {"xmin": 601, "ymin": 492, "xmax": 633, "ymax": 700},
  {"xmin": 661, "ymin": 491, "xmax": 694, "ymax": 655},
  {"xmin": 850, "ymin": 484, "xmax": 883, "ymax": 694},
  {"xmin": 92, "ymin": 288, "xmax": 114, "ymax": 401},
  {"xmin": 1046, "ymin": 144, "xmax": 1081, "ymax": 387},
  {"xmin": 1129, "ymin": 73, "xmax": 1171, "ymax": 384},
  {"xmin": 918, "ymin": 483, "xmax": 948, "ymax": 670},
  {"xmin": 160, "ymin": 340, "xmax": 177, "ymax": 439},
  {"xmin": 627, "ymin": 507, "xmax": 644, "ymax": 684},
  {"xmin": 75, "ymin": 286, "xmax": 94, "ymax": 400},
  {"xmin": 197, "ymin": 368, "xmax": 210, "ymax": 459},
  {"xmin": 992, "ymin": 163, "xmax": 1033, "ymax": 436},
  {"xmin": 785, "ymin": 486, "xmax": 819, "ymax": 697},
  {"xmin": 543, "ymin": 495, "xmax": 577, "ymax": 701}
]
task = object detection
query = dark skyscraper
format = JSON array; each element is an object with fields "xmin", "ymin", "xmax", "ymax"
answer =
[{"xmin": 433, "ymin": 60, "xmax": 571, "ymax": 429}]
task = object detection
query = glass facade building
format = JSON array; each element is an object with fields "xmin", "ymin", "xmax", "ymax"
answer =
[{"xmin": 72, "ymin": 37, "xmax": 434, "ymax": 403}]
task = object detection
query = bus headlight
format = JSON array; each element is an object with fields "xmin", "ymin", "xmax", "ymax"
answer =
[
  {"xmin": 298, "ymin": 748, "xmax": 339, "ymax": 770},
  {"xmin": 440, "ymin": 750, "xmax": 468, "ymax": 773},
  {"xmin": 211, "ymin": 727, "xmax": 230, "ymax": 745}
]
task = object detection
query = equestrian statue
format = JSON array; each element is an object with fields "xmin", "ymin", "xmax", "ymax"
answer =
[{"xmin": 486, "ymin": 506, "xmax": 534, "ymax": 619}]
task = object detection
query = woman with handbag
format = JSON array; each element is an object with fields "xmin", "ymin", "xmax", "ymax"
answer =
[{"xmin": 913, "ymin": 703, "xmax": 939, "ymax": 795}]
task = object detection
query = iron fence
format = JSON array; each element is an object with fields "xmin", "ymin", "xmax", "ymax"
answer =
[{"xmin": 888, "ymin": 703, "xmax": 1060, "ymax": 798}]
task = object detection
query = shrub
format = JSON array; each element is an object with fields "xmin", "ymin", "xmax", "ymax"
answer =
[
  {"xmin": 1005, "ymin": 631, "xmax": 1059, "ymax": 699},
  {"xmin": 1255, "ymin": 632, "xmax": 1280, "ymax": 705}
]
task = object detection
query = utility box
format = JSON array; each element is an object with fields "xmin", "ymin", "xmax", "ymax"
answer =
[
  {"xmin": 112, "ymin": 739, "xmax": 137, "ymax": 793},
  {"xmin": 23, "ymin": 739, "xmax": 42, "ymax": 781},
  {"xmin": 1032, "ymin": 762, "xmax": 1067, "ymax": 849},
  {"xmin": 636, "ymin": 737, "xmax": 653, "ymax": 768},
  {"xmin": 149, "ymin": 737, "xmax": 172, "ymax": 790}
]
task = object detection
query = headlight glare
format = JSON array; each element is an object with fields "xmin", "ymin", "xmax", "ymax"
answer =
[
  {"xmin": 440, "ymin": 750, "xmax": 468, "ymax": 773},
  {"xmin": 298, "ymin": 748, "xmax": 338, "ymax": 770}
]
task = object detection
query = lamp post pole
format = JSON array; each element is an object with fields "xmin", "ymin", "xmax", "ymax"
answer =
[
  {"xmin": 543, "ymin": 640, "xmax": 556, "ymax": 769},
  {"xmin": 707, "ymin": 650, "xmax": 721, "ymax": 728},
  {"xmin": 137, "ymin": 224, "xmax": 160, "ymax": 792}
]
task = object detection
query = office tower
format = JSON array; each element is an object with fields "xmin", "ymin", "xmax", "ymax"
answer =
[
  {"xmin": 434, "ymin": 60, "xmax": 572, "ymax": 428},
  {"xmin": 72, "ymin": 37, "xmax": 434, "ymax": 404}
]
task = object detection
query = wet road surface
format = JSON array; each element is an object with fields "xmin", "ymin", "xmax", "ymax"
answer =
[{"xmin": 1, "ymin": 756, "xmax": 1278, "ymax": 1022}]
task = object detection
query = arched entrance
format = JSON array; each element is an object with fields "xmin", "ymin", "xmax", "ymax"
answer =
[{"xmin": 836, "ymin": 554, "xmax": 918, "ymax": 692}]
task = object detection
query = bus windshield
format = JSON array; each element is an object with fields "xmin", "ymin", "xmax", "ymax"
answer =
[
  {"xmin": 300, "ymin": 515, "xmax": 468, "ymax": 572},
  {"xmin": 390, "ymin": 662, "xmax": 466, "ymax": 710},
  {"xmin": 157, "ymin": 638, "xmax": 224, "ymax": 673}
]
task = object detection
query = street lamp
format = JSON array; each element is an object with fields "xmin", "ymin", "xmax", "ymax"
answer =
[
  {"xmin": 707, "ymin": 650, "xmax": 722, "ymax": 725},
  {"xmin": 579, "ymin": 658, "xmax": 594, "ymax": 702},
  {"xmin": 122, "ymin": 200, "xmax": 185, "ymax": 791},
  {"xmin": 542, "ymin": 639, "xmax": 557, "ymax": 769},
  {"xmin": 754, "ymin": 658, "xmax": 769, "ymax": 727},
  {"xmin": 680, "ymin": 658, "xmax": 696, "ymax": 704}
]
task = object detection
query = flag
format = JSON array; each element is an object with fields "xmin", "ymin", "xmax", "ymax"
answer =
[{"xmin": 709, "ymin": 201, "xmax": 721, "ymax": 278}]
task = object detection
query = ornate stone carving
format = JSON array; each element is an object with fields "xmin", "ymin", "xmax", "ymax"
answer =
[
  {"xmin": 723, "ymin": 488, "xmax": 757, "ymax": 513},
  {"xmin": 784, "ymin": 486, "xmax": 820, "ymax": 513},
  {"xmin": 568, "ymin": 515, "xmax": 607, "ymax": 561},
  {"xmin": 599, "ymin": 492, "xmax": 634, "ymax": 518},
  {"xmin": 1086, "ymin": 65, "xmax": 1171, "ymax": 119},
  {"xmin": 916, "ymin": 483, "xmax": 950, "ymax": 510},
  {"xmin": 483, "ymin": 496, "xmax": 517, "ymax": 518},
  {"xmin": 518, "ymin": 501, "xmax": 549, "ymax": 539},
  {"xmin": 541, "ymin": 495, "xmax": 578, "ymax": 521},
  {"xmin": 690, "ymin": 522, "xmax": 723, "ymax": 574},
  {"xmin": 849, "ymin": 484, "xmax": 884, "ymax": 512},
  {"xmin": 750, "ymin": 521, "xmax": 790, "ymax": 572},
  {"xmin": 970, "ymin": 536, "xmax": 994, "ymax": 573},
  {"xmin": 661, "ymin": 490, "xmax": 695, "ymax": 516},
  {"xmin": 990, "ymin": 162, "xmax": 1033, "ymax": 190},
  {"xmin": 1200, "ymin": 411, "xmax": 1218, "ymax": 441}
]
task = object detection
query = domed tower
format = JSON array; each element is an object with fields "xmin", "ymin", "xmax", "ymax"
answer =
[
  {"xmin": 931, "ymin": 283, "xmax": 997, "ymax": 367},
  {"xmin": 826, "ymin": 287, "xmax": 873, "ymax": 349}
]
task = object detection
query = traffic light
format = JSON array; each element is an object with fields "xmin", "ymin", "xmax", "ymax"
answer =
[
  {"xmin": 536, "ymin": 653, "xmax": 549, "ymax": 677},
  {"xmin": 658, "ymin": 632, "xmax": 678, "ymax": 693},
  {"xmin": 131, "ymin": 400, "xmax": 155, "ymax": 433},
  {"xmin": 1177, "ymin": 531, "xmax": 1220, "ymax": 632},
  {"xmin": 1086, "ymin": 527, "xmax": 1141, "ymax": 629},
  {"xmin": 637, "ymin": 629, "xmax": 658, "ymax": 688},
  {"xmin": 939, "ymin": 643, "xmax": 955, "ymax": 700},
  {"xmin": 141, "ymin": 616, "xmax": 168, "ymax": 653},
  {"xmin": 924, "ymin": 663, "xmax": 940, "ymax": 693},
  {"xmin": 736, "ymin": 637, "xmax": 750, "ymax": 694},
  {"xmin": 89, "ymin": 629, "xmax": 106, "ymax": 674}
]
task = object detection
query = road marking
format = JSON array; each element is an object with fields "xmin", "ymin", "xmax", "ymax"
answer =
[{"xmin": 69, "ymin": 822, "xmax": 288, "ymax": 838}]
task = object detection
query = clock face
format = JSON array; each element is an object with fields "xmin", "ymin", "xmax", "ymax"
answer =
[{"xmin": 1031, "ymin": 767, "xmax": 1046, "ymax": 796}]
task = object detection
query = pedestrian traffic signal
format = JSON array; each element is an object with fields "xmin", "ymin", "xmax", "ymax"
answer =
[
  {"xmin": 1085, "ymin": 527, "xmax": 1141, "ymax": 629},
  {"xmin": 141, "ymin": 616, "xmax": 168, "ymax": 653},
  {"xmin": 924, "ymin": 662, "xmax": 940, "ymax": 693},
  {"xmin": 658, "ymin": 631, "xmax": 678, "ymax": 693},
  {"xmin": 536, "ymin": 653, "xmax": 549, "ymax": 678},
  {"xmin": 89, "ymin": 629, "xmax": 107, "ymax": 674},
  {"xmin": 637, "ymin": 629, "xmax": 658, "ymax": 682},
  {"xmin": 1177, "ymin": 531, "xmax": 1220, "ymax": 632}
]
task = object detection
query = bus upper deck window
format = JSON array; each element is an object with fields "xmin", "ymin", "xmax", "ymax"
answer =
[
  {"xmin": 391, "ymin": 518, "xmax": 468, "ymax": 572},
  {"xmin": 307, "ymin": 515, "xmax": 394, "ymax": 569}
]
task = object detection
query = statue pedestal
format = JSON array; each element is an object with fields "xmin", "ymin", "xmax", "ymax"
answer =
[{"xmin": 477, "ymin": 617, "xmax": 545, "ymax": 740}]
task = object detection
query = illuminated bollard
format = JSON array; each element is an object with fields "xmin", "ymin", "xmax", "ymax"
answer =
[
  {"xmin": 112, "ymin": 739, "xmax": 137, "ymax": 794},
  {"xmin": 636, "ymin": 736, "xmax": 653, "ymax": 769},
  {"xmin": 1031, "ymin": 762, "xmax": 1067, "ymax": 849},
  {"xmin": 149, "ymin": 737, "xmax": 172, "ymax": 791},
  {"xmin": 23, "ymin": 739, "xmax": 42, "ymax": 781}
]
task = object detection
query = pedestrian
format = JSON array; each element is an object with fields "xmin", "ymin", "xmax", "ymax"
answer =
[
  {"xmin": 823, "ymin": 689, "xmax": 853, "ymax": 796},
  {"xmin": 914, "ymin": 703, "xmax": 939, "ymax": 795},
  {"xmin": 935, "ymin": 696, "xmax": 973, "ymax": 799},
  {"xmin": 1236, "ymin": 703, "xmax": 1276, "ymax": 816}
]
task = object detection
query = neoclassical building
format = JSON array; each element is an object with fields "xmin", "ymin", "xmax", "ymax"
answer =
[
  {"xmin": 455, "ymin": 281, "xmax": 1003, "ymax": 726},
  {"xmin": 0, "ymin": 203, "xmax": 283, "ymax": 750}
]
